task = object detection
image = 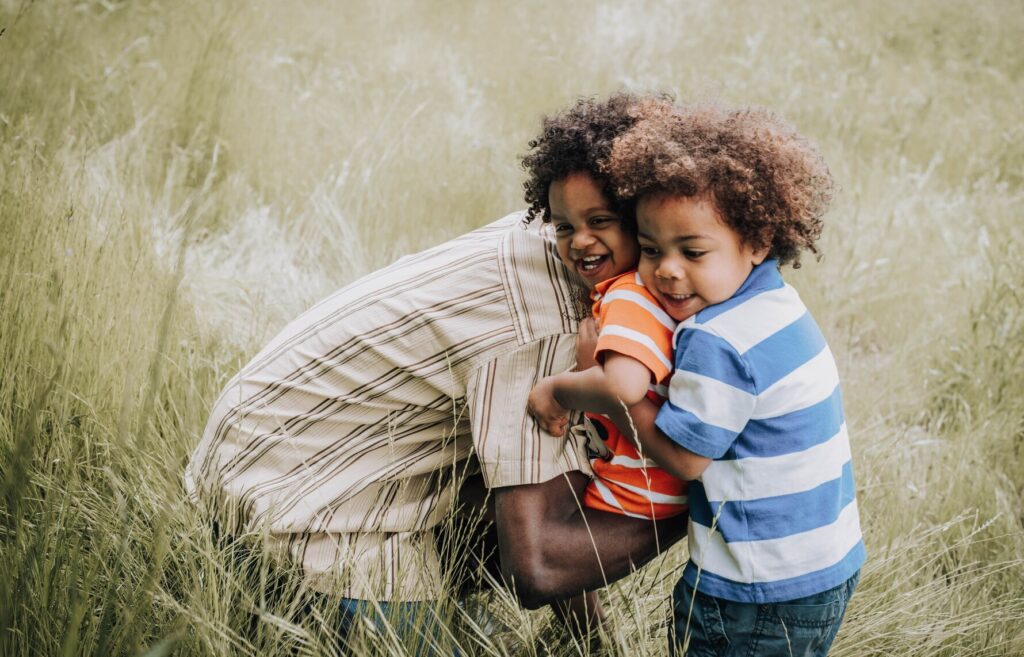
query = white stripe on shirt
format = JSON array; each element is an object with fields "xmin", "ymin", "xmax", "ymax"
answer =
[
  {"xmin": 700, "ymin": 424, "xmax": 851, "ymax": 502},
  {"xmin": 608, "ymin": 454, "xmax": 660, "ymax": 469},
  {"xmin": 600, "ymin": 289, "xmax": 677, "ymax": 331},
  {"xmin": 751, "ymin": 345, "xmax": 840, "ymax": 419},
  {"xmin": 599, "ymin": 325, "xmax": 674, "ymax": 372},
  {"xmin": 702, "ymin": 284, "xmax": 806, "ymax": 354},
  {"xmin": 667, "ymin": 369, "xmax": 757, "ymax": 433},
  {"xmin": 689, "ymin": 499, "xmax": 863, "ymax": 584}
]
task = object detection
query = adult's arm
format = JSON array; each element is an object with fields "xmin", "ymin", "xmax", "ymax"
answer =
[
  {"xmin": 466, "ymin": 323, "xmax": 684, "ymax": 608},
  {"xmin": 492, "ymin": 471, "xmax": 686, "ymax": 609}
]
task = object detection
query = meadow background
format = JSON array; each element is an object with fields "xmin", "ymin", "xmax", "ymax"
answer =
[{"xmin": 2, "ymin": 0, "xmax": 1022, "ymax": 654}]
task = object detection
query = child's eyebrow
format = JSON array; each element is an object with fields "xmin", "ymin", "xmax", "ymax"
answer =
[
  {"xmin": 550, "ymin": 205, "xmax": 612, "ymax": 222},
  {"xmin": 637, "ymin": 230, "xmax": 708, "ymax": 242}
]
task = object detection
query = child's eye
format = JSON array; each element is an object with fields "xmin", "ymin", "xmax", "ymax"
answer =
[
  {"xmin": 640, "ymin": 246, "xmax": 660, "ymax": 258},
  {"xmin": 684, "ymin": 250, "xmax": 706, "ymax": 259},
  {"xmin": 589, "ymin": 216, "xmax": 616, "ymax": 227},
  {"xmin": 554, "ymin": 223, "xmax": 572, "ymax": 235}
]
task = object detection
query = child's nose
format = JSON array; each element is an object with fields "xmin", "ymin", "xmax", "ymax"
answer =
[
  {"xmin": 571, "ymin": 230, "xmax": 596, "ymax": 251},
  {"xmin": 657, "ymin": 259, "xmax": 685, "ymax": 280}
]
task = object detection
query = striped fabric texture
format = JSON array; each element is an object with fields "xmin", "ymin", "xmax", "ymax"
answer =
[
  {"xmin": 185, "ymin": 212, "xmax": 594, "ymax": 601},
  {"xmin": 656, "ymin": 260, "xmax": 865, "ymax": 604},
  {"xmin": 583, "ymin": 271, "xmax": 688, "ymax": 520}
]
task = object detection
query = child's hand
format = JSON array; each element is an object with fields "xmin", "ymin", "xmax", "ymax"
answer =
[{"xmin": 528, "ymin": 375, "xmax": 570, "ymax": 437}]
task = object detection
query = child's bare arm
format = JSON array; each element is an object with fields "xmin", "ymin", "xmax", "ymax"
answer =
[
  {"xmin": 574, "ymin": 317, "xmax": 599, "ymax": 370},
  {"xmin": 608, "ymin": 398, "xmax": 712, "ymax": 481},
  {"xmin": 527, "ymin": 353, "xmax": 650, "ymax": 437}
]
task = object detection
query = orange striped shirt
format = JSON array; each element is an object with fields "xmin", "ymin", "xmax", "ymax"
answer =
[{"xmin": 582, "ymin": 271, "xmax": 689, "ymax": 519}]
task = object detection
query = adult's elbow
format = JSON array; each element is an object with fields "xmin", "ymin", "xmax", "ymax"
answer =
[{"xmin": 502, "ymin": 554, "xmax": 561, "ymax": 609}]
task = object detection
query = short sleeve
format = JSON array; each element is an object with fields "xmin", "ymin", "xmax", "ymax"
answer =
[
  {"xmin": 655, "ymin": 327, "xmax": 757, "ymax": 459},
  {"xmin": 594, "ymin": 278, "xmax": 676, "ymax": 383},
  {"xmin": 467, "ymin": 334, "xmax": 593, "ymax": 488}
]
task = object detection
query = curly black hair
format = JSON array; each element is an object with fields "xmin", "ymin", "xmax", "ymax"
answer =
[
  {"xmin": 607, "ymin": 102, "xmax": 834, "ymax": 267},
  {"xmin": 520, "ymin": 92, "xmax": 674, "ymax": 224}
]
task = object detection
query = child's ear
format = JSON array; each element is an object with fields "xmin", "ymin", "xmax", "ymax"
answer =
[{"xmin": 751, "ymin": 245, "xmax": 770, "ymax": 266}]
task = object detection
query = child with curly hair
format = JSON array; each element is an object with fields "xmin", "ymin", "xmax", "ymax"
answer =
[
  {"xmin": 525, "ymin": 99, "xmax": 691, "ymax": 520},
  {"xmin": 603, "ymin": 103, "xmax": 864, "ymax": 656},
  {"xmin": 515, "ymin": 91, "xmax": 688, "ymax": 638},
  {"xmin": 525, "ymin": 93, "xmax": 690, "ymax": 513}
]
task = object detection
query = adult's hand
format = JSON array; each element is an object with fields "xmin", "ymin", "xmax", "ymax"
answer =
[{"xmin": 492, "ymin": 471, "xmax": 686, "ymax": 608}]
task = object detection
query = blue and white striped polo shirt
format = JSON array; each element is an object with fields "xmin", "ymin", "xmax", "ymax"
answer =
[{"xmin": 656, "ymin": 260, "xmax": 864, "ymax": 603}]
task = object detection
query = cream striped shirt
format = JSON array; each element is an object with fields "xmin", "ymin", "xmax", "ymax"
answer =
[{"xmin": 185, "ymin": 212, "xmax": 593, "ymax": 600}]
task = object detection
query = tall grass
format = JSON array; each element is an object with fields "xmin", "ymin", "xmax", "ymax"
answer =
[{"xmin": 1, "ymin": 0, "xmax": 1022, "ymax": 654}]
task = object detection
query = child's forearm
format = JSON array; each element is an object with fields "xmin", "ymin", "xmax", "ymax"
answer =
[
  {"xmin": 550, "ymin": 367, "xmax": 620, "ymax": 417},
  {"xmin": 550, "ymin": 363, "xmax": 644, "ymax": 418},
  {"xmin": 610, "ymin": 400, "xmax": 711, "ymax": 481}
]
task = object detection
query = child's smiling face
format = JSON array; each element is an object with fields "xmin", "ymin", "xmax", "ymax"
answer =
[
  {"xmin": 636, "ymin": 194, "xmax": 768, "ymax": 321},
  {"xmin": 549, "ymin": 172, "xmax": 638, "ymax": 290}
]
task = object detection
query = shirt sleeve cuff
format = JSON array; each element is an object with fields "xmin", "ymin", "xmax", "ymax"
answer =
[
  {"xmin": 479, "ymin": 432, "xmax": 594, "ymax": 488},
  {"xmin": 655, "ymin": 408, "xmax": 731, "ymax": 459}
]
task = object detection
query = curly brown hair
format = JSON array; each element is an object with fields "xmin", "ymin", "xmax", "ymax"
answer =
[
  {"xmin": 606, "ymin": 102, "xmax": 834, "ymax": 267},
  {"xmin": 520, "ymin": 92, "xmax": 674, "ymax": 224}
]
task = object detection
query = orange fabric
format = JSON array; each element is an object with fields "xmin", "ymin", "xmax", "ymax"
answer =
[
  {"xmin": 584, "ymin": 272, "xmax": 688, "ymax": 520},
  {"xmin": 592, "ymin": 273, "xmax": 674, "ymax": 382}
]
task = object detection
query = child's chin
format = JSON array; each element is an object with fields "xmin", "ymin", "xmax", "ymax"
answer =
[{"xmin": 663, "ymin": 299, "xmax": 702, "ymax": 322}]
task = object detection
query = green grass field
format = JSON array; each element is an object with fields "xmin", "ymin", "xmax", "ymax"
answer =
[{"xmin": 2, "ymin": 0, "xmax": 1022, "ymax": 654}]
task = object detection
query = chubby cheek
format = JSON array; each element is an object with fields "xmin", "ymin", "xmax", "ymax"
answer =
[
  {"xmin": 617, "ymin": 238, "xmax": 641, "ymax": 270},
  {"xmin": 637, "ymin": 261, "xmax": 658, "ymax": 291},
  {"xmin": 555, "ymin": 241, "xmax": 573, "ymax": 270}
]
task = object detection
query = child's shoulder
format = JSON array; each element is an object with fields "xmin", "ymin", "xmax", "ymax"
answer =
[
  {"xmin": 595, "ymin": 270, "xmax": 650, "ymax": 298},
  {"xmin": 595, "ymin": 271, "xmax": 667, "ymax": 318},
  {"xmin": 680, "ymin": 281, "xmax": 810, "ymax": 354},
  {"xmin": 596, "ymin": 271, "xmax": 676, "ymax": 338}
]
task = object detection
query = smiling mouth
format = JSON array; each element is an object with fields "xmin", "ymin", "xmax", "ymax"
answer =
[
  {"xmin": 577, "ymin": 254, "xmax": 608, "ymax": 273},
  {"xmin": 661, "ymin": 292, "xmax": 695, "ymax": 303}
]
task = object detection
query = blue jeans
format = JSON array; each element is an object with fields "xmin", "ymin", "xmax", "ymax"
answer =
[
  {"xmin": 669, "ymin": 571, "xmax": 860, "ymax": 657},
  {"xmin": 339, "ymin": 598, "xmax": 459, "ymax": 657}
]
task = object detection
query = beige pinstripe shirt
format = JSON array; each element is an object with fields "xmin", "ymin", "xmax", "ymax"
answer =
[{"xmin": 185, "ymin": 212, "xmax": 594, "ymax": 600}]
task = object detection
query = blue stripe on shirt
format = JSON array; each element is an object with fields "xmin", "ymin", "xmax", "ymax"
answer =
[
  {"xmin": 726, "ymin": 385, "xmax": 845, "ymax": 459},
  {"xmin": 675, "ymin": 329, "xmax": 756, "ymax": 393},
  {"xmin": 742, "ymin": 312, "xmax": 827, "ymax": 390},
  {"xmin": 688, "ymin": 461, "xmax": 857, "ymax": 541},
  {"xmin": 656, "ymin": 402, "xmax": 741, "ymax": 459}
]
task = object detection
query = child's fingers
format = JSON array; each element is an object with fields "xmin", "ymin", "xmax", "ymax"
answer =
[
  {"xmin": 543, "ymin": 415, "xmax": 566, "ymax": 437},
  {"xmin": 548, "ymin": 415, "xmax": 569, "ymax": 437}
]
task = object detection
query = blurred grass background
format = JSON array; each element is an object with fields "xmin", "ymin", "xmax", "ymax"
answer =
[{"xmin": 1, "ymin": 0, "xmax": 1022, "ymax": 654}]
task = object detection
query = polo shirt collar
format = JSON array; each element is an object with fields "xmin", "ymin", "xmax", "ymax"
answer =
[{"xmin": 733, "ymin": 259, "xmax": 782, "ymax": 299}]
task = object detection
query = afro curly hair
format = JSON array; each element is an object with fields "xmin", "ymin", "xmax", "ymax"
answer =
[
  {"xmin": 520, "ymin": 92, "xmax": 674, "ymax": 225},
  {"xmin": 606, "ymin": 102, "xmax": 834, "ymax": 267}
]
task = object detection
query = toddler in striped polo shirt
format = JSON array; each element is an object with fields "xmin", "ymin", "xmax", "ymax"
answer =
[{"xmin": 604, "ymin": 103, "xmax": 864, "ymax": 656}]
